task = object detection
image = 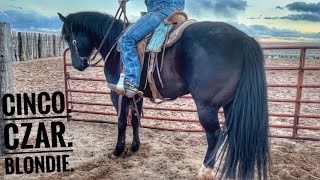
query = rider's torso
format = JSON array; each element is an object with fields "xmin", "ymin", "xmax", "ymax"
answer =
[{"xmin": 144, "ymin": 0, "xmax": 185, "ymax": 11}]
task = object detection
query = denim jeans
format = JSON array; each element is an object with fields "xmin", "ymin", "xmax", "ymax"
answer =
[{"xmin": 119, "ymin": 3, "xmax": 184, "ymax": 87}]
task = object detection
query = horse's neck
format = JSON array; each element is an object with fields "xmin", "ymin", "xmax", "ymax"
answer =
[
  {"xmin": 98, "ymin": 20, "xmax": 125, "ymax": 84},
  {"xmin": 97, "ymin": 19, "xmax": 123, "ymax": 57},
  {"xmin": 102, "ymin": 44, "xmax": 121, "ymax": 84}
]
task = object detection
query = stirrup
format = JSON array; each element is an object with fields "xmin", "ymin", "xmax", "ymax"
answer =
[
  {"xmin": 108, "ymin": 83, "xmax": 144, "ymax": 98},
  {"xmin": 108, "ymin": 73, "xmax": 126, "ymax": 95},
  {"xmin": 107, "ymin": 73, "xmax": 143, "ymax": 98},
  {"xmin": 107, "ymin": 83, "xmax": 126, "ymax": 96}
]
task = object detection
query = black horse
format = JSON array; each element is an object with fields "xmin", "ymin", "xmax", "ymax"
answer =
[{"xmin": 58, "ymin": 11, "xmax": 270, "ymax": 179}]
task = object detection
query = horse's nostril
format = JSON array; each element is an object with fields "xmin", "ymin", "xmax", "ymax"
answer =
[{"xmin": 82, "ymin": 58, "xmax": 89, "ymax": 67}]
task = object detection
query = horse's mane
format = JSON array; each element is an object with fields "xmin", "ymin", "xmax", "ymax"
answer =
[{"xmin": 62, "ymin": 11, "xmax": 124, "ymax": 47}]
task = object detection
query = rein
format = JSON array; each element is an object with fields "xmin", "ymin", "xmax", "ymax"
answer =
[
  {"xmin": 68, "ymin": 3, "xmax": 142, "ymax": 127},
  {"xmin": 70, "ymin": 2, "xmax": 129, "ymax": 66}
]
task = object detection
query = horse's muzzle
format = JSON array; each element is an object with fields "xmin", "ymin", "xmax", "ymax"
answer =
[{"xmin": 80, "ymin": 57, "xmax": 89, "ymax": 69}]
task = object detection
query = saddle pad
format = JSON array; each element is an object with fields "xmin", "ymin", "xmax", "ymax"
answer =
[{"xmin": 146, "ymin": 22, "xmax": 173, "ymax": 52}]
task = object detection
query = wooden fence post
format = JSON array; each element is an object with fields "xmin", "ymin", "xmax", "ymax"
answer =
[
  {"xmin": 33, "ymin": 32, "xmax": 39, "ymax": 59},
  {"xmin": 11, "ymin": 31, "xmax": 20, "ymax": 61},
  {"xmin": 48, "ymin": 34, "xmax": 54, "ymax": 57},
  {"xmin": 0, "ymin": 22, "xmax": 15, "ymax": 154}
]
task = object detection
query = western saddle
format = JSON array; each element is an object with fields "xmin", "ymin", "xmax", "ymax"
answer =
[{"xmin": 111, "ymin": 11, "xmax": 196, "ymax": 103}]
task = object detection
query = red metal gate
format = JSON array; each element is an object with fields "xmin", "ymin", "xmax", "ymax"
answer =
[{"xmin": 63, "ymin": 46, "xmax": 320, "ymax": 141}]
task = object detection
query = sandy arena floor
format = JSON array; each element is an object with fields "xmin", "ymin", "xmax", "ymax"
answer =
[{"xmin": 1, "ymin": 55, "xmax": 320, "ymax": 180}]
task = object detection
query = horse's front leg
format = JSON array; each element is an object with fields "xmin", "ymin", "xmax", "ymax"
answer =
[
  {"xmin": 109, "ymin": 92, "xmax": 130, "ymax": 158},
  {"xmin": 128, "ymin": 97, "xmax": 143, "ymax": 155}
]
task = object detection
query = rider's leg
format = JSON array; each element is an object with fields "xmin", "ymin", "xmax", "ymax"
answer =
[{"xmin": 116, "ymin": 7, "xmax": 176, "ymax": 98}]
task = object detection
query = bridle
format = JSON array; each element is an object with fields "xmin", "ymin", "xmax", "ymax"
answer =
[
  {"xmin": 70, "ymin": 31, "xmax": 91, "ymax": 65},
  {"xmin": 69, "ymin": 2, "xmax": 129, "ymax": 66},
  {"xmin": 68, "ymin": 2, "xmax": 141, "ymax": 124}
]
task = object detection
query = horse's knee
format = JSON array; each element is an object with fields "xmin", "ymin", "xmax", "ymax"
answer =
[
  {"xmin": 118, "ymin": 119, "xmax": 127, "ymax": 130},
  {"xmin": 118, "ymin": 113, "xmax": 128, "ymax": 131},
  {"xmin": 131, "ymin": 100, "xmax": 143, "ymax": 128},
  {"xmin": 131, "ymin": 117, "xmax": 140, "ymax": 128}
]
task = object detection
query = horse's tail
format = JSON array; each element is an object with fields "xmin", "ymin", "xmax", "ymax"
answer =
[{"xmin": 218, "ymin": 37, "xmax": 270, "ymax": 179}]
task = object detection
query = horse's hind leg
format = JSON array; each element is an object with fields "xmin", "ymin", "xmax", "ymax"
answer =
[{"xmin": 196, "ymin": 104, "xmax": 221, "ymax": 179}]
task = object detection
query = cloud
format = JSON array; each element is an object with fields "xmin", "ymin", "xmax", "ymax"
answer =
[
  {"xmin": 263, "ymin": 17, "xmax": 278, "ymax": 20},
  {"xmin": 264, "ymin": 2, "xmax": 320, "ymax": 22},
  {"xmin": 186, "ymin": 0, "xmax": 248, "ymax": 18},
  {"xmin": 285, "ymin": 2, "xmax": 320, "ymax": 14},
  {"xmin": 0, "ymin": 10, "xmax": 62, "ymax": 33},
  {"xmin": 0, "ymin": 7, "xmax": 318, "ymax": 42},
  {"xmin": 263, "ymin": 13, "xmax": 320, "ymax": 22},
  {"xmin": 247, "ymin": 14, "xmax": 263, "ymax": 19},
  {"xmin": 275, "ymin": 6, "xmax": 284, "ymax": 10},
  {"xmin": 229, "ymin": 22, "xmax": 320, "ymax": 40},
  {"xmin": 128, "ymin": 15, "xmax": 141, "ymax": 22},
  {"xmin": 0, "ymin": 11, "xmax": 8, "ymax": 16},
  {"xmin": 9, "ymin": 5, "xmax": 23, "ymax": 10},
  {"xmin": 279, "ymin": 13, "xmax": 320, "ymax": 22}
]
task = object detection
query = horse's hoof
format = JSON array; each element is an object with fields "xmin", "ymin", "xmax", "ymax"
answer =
[
  {"xmin": 197, "ymin": 164, "xmax": 215, "ymax": 180},
  {"xmin": 125, "ymin": 150, "xmax": 135, "ymax": 157},
  {"xmin": 108, "ymin": 149, "xmax": 126, "ymax": 159},
  {"xmin": 108, "ymin": 152, "xmax": 120, "ymax": 159},
  {"xmin": 126, "ymin": 147, "xmax": 139, "ymax": 157},
  {"xmin": 130, "ymin": 143, "xmax": 140, "ymax": 153}
]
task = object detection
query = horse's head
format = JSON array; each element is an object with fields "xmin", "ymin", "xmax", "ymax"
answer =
[{"xmin": 58, "ymin": 12, "xmax": 95, "ymax": 71}]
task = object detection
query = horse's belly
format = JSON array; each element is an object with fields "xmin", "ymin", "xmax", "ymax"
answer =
[{"xmin": 158, "ymin": 74, "xmax": 189, "ymax": 99}]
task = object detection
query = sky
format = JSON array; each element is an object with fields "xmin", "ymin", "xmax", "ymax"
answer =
[{"xmin": 0, "ymin": 0, "xmax": 320, "ymax": 44}]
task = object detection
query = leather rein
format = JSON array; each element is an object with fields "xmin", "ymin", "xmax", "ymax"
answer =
[{"xmin": 70, "ymin": 2, "xmax": 129, "ymax": 66}]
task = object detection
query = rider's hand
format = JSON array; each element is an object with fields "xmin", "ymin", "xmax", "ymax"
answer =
[{"xmin": 118, "ymin": 0, "xmax": 125, "ymax": 5}]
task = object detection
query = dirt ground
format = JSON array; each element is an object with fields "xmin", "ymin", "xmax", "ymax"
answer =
[{"xmin": 1, "ymin": 55, "xmax": 320, "ymax": 180}]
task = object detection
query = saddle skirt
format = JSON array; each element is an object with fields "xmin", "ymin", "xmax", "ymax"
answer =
[{"xmin": 165, "ymin": 19, "xmax": 197, "ymax": 48}]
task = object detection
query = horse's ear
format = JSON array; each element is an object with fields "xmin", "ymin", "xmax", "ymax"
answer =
[{"xmin": 57, "ymin": 12, "xmax": 67, "ymax": 23}]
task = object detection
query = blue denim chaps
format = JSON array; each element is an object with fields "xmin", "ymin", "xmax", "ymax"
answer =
[{"xmin": 119, "ymin": 3, "xmax": 184, "ymax": 87}]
